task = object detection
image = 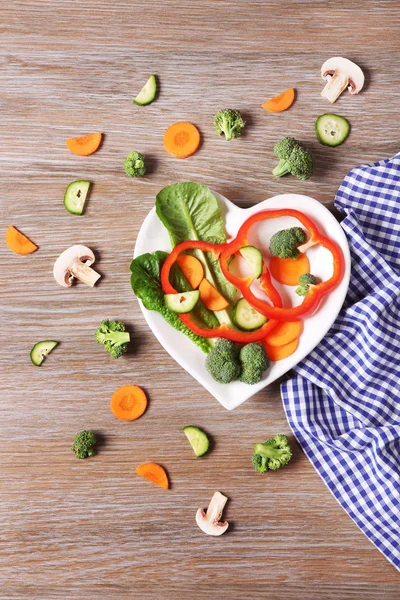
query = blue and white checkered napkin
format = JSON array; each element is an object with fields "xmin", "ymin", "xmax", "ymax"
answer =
[{"xmin": 281, "ymin": 153, "xmax": 400, "ymax": 569}]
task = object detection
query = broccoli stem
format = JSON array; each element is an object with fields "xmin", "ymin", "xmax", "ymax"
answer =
[
  {"xmin": 104, "ymin": 332, "xmax": 130, "ymax": 344},
  {"xmin": 272, "ymin": 159, "xmax": 291, "ymax": 178},
  {"xmin": 254, "ymin": 443, "xmax": 286, "ymax": 458}
]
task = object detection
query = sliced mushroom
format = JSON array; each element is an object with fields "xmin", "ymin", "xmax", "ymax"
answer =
[
  {"xmin": 321, "ymin": 57, "xmax": 364, "ymax": 103},
  {"xmin": 196, "ymin": 491, "xmax": 229, "ymax": 536},
  {"xmin": 53, "ymin": 245, "xmax": 101, "ymax": 288}
]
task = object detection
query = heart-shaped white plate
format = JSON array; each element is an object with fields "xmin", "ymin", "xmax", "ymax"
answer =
[{"xmin": 134, "ymin": 192, "xmax": 351, "ymax": 410}]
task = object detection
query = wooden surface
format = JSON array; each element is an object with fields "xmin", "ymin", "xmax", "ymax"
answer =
[{"xmin": 1, "ymin": 1, "xmax": 399, "ymax": 598}]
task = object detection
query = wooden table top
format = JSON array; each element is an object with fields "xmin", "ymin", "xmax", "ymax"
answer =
[{"xmin": 1, "ymin": 1, "xmax": 399, "ymax": 598}]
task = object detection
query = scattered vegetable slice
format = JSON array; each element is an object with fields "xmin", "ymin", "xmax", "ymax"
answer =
[
  {"xmin": 72, "ymin": 430, "xmax": 96, "ymax": 459},
  {"xmin": 136, "ymin": 463, "xmax": 169, "ymax": 489},
  {"xmin": 64, "ymin": 180, "xmax": 91, "ymax": 215},
  {"xmin": 233, "ymin": 297, "xmax": 268, "ymax": 331},
  {"xmin": 123, "ymin": 150, "xmax": 146, "ymax": 177},
  {"xmin": 30, "ymin": 340, "xmax": 58, "ymax": 366},
  {"xmin": 176, "ymin": 254, "xmax": 204, "ymax": 289},
  {"xmin": 262, "ymin": 88, "xmax": 295, "ymax": 112},
  {"xmin": 263, "ymin": 336, "xmax": 299, "ymax": 361},
  {"xmin": 315, "ymin": 113, "xmax": 350, "ymax": 147},
  {"xmin": 264, "ymin": 321, "xmax": 302, "ymax": 347},
  {"xmin": 196, "ymin": 491, "xmax": 229, "ymax": 536},
  {"xmin": 164, "ymin": 290, "xmax": 200, "ymax": 313},
  {"xmin": 111, "ymin": 385, "xmax": 147, "ymax": 421},
  {"xmin": 65, "ymin": 133, "xmax": 102, "ymax": 156},
  {"xmin": 239, "ymin": 246, "xmax": 263, "ymax": 278},
  {"xmin": 320, "ymin": 57, "xmax": 364, "ymax": 103},
  {"xmin": 133, "ymin": 74, "xmax": 157, "ymax": 106},
  {"xmin": 199, "ymin": 278, "xmax": 230, "ymax": 311},
  {"xmin": 183, "ymin": 426, "xmax": 210, "ymax": 457},
  {"xmin": 269, "ymin": 253, "xmax": 310, "ymax": 286},
  {"xmin": 6, "ymin": 226, "xmax": 38, "ymax": 255},
  {"xmin": 163, "ymin": 122, "xmax": 200, "ymax": 158}
]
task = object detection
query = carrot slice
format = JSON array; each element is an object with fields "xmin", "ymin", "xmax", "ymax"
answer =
[
  {"xmin": 264, "ymin": 320, "xmax": 302, "ymax": 347},
  {"xmin": 270, "ymin": 254, "xmax": 310, "ymax": 286},
  {"xmin": 110, "ymin": 385, "xmax": 147, "ymax": 421},
  {"xmin": 264, "ymin": 337, "xmax": 299, "ymax": 361},
  {"xmin": 65, "ymin": 133, "xmax": 102, "ymax": 156},
  {"xmin": 177, "ymin": 255, "xmax": 204, "ymax": 289},
  {"xmin": 262, "ymin": 88, "xmax": 295, "ymax": 112},
  {"xmin": 163, "ymin": 122, "xmax": 200, "ymax": 158},
  {"xmin": 5, "ymin": 225, "xmax": 38, "ymax": 255},
  {"xmin": 136, "ymin": 463, "xmax": 169, "ymax": 490},
  {"xmin": 199, "ymin": 278, "xmax": 229, "ymax": 311}
]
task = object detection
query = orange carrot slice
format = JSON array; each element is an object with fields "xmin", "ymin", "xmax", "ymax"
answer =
[
  {"xmin": 262, "ymin": 88, "xmax": 295, "ymax": 112},
  {"xmin": 264, "ymin": 320, "xmax": 302, "ymax": 347},
  {"xmin": 177, "ymin": 255, "xmax": 204, "ymax": 289},
  {"xmin": 199, "ymin": 278, "xmax": 229, "ymax": 311},
  {"xmin": 270, "ymin": 254, "xmax": 310, "ymax": 286},
  {"xmin": 264, "ymin": 336, "xmax": 299, "ymax": 361},
  {"xmin": 5, "ymin": 226, "xmax": 38, "ymax": 255},
  {"xmin": 110, "ymin": 385, "xmax": 147, "ymax": 421},
  {"xmin": 66, "ymin": 133, "xmax": 102, "ymax": 156},
  {"xmin": 136, "ymin": 463, "xmax": 169, "ymax": 490},
  {"xmin": 163, "ymin": 122, "xmax": 200, "ymax": 158}
]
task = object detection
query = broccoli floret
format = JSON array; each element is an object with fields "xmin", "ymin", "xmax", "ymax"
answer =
[
  {"xmin": 296, "ymin": 273, "xmax": 318, "ymax": 296},
  {"xmin": 252, "ymin": 434, "xmax": 292, "ymax": 473},
  {"xmin": 72, "ymin": 430, "xmax": 96, "ymax": 459},
  {"xmin": 205, "ymin": 338, "xmax": 241, "ymax": 384},
  {"xmin": 123, "ymin": 150, "xmax": 146, "ymax": 177},
  {"xmin": 239, "ymin": 342, "xmax": 270, "ymax": 385},
  {"xmin": 95, "ymin": 319, "xmax": 130, "ymax": 358},
  {"xmin": 272, "ymin": 137, "xmax": 314, "ymax": 180},
  {"xmin": 214, "ymin": 109, "xmax": 245, "ymax": 141},
  {"xmin": 269, "ymin": 227, "xmax": 307, "ymax": 260}
]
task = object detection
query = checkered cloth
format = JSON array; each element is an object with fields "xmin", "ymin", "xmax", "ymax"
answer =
[{"xmin": 281, "ymin": 153, "xmax": 400, "ymax": 570}]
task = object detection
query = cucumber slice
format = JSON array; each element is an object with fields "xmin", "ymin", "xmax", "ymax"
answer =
[
  {"xmin": 315, "ymin": 114, "xmax": 350, "ymax": 147},
  {"xmin": 164, "ymin": 290, "xmax": 200, "ymax": 313},
  {"xmin": 64, "ymin": 180, "xmax": 91, "ymax": 215},
  {"xmin": 133, "ymin": 75, "xmax": 157, "ymax": 106},
  {"xmin": 239, "ymin": 245, "xmax": 263, "ymax": 278},
  {"xmin": 233, "ymin": 298, "xmax": 268, "ymax": 331},
  {"xmin": 183, "ymin": 426, "xmax": 210, "ymax": 457},
  {"xmin": 30, "ymin": 340, "xmax": 58, "ymax": 366}
]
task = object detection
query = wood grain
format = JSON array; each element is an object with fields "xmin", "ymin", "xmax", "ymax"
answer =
[{"xmin": 1, "ymin": 1, "xmax": 399, "ymax": 598}]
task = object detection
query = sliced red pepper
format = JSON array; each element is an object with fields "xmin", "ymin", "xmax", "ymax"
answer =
[
  {"xmin": 160, "ymin": 240, "xmax": 281, "ymax": 342},
  {"xmin": 219, "ymin": 209, "xmax": 345, "ymax": 321}
]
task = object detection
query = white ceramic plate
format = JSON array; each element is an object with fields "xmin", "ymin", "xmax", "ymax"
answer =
[{"xmin": 134, "ymin": 192, "xmax": 351, "ymax": 410}]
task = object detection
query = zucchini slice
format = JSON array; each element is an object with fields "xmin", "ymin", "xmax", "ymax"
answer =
[
  {"xmin": 239, "ymin": 245, "xmax": 263, "ymax": 278},
  {"xmin": 64, "ymin": 180, "xmax": 91, "ymax": 215},
  {"xmin": 164, "ymin": 290, "xmax": 200, "ymax": 313},
  {"xmin": 30, "ymin": 340, "xmax": 58, "ymax": 366},
  {"xmin": 134, "ymin": 75, "xmax": 157, "ymax": 106},
  {"xmin": 315, "ymin": 113, "xmax": 350, "ymax": 147},
  {"xmin": 183, "ymin": 426, "xmax": 210, "ymax": 457},
  {"xmin": 233, "ymin": 298, "xmax": 268, "ymax": 331}
]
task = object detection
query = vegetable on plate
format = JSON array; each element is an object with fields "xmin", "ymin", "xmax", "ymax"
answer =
[
  {"xmin": 64, "ymin": 180, "xmax": 91, "ymax": 215},
  {"xmin": 95, "ymin": 319, "xmax": 130, "ymax": 358},
  {"xmin": 233, "ymin": 297, "xmax": 267, "ymax": 331},
  {"xmin": 176, "ymin": 254, "xmax": 204, "ymax": 289},
  {"xmin": 206, "ymin": 339, "xmax": 242, "ymax": 384},
  {"xmin": 111, "ymin": 385, "xmax": 148, "ymax": 421},
  {"xmin": 272, "ymin": 137, "xmax": 314, "ymax": 180},
  {"xmin": 163, "ymin": 122, "xmax": 200, "ymax": 158},
  {"xmin": 66, "ymin": 133, "xmax": 102, "ymax": 156},
  {"xmin": 198, "ymin": 278, "xmax": 229, "ymax": 311},
  {"xmin": 269, "ymin": 254, "xmax": 310, "ymax": 286},
  {"xmin": 239, "ymin": 342, "xmax": 270, "ymax": 385},
  {"xmin": 269, "ymin": 227, "xmax": 307, "ymax": 260},
  {"xmin": 263, "ymin": 320, "xmax": 302, "ymax": 347},
  {"xmin": 136, "ymin": 463, "xmax": 169, "ymax": 489},
  {"xmin": 6, "ymin": 225, "xmax": 38, "ymax": 255},
  {"xmin": 252, "ymin": 434, "xmax": 292, "ymax": 473},
  {"xmin": 30, "ymin": 340, "xmax": 58, "ymax": 366},
  {"xmin": 196, "ymin": 491, "xmax": 229, "ymax": 536},
  {"xmin": 53, "ymin": 245, "xmax": 101, "ymax": 288},
  {"xmin": 72, "ymin": 430, "xmax": 97, "ymax": 459},
  {"xmin": 123, "ymin": 150, "xmax": 147, "ymax": 177},
  {"xmin": 239, "ymin": 245, "xmax": 263, "ymax": 279},
  {"xmin": 320, "ymin": 57, "xmax": 364, "ymax": 103},
  {"xmin": 262, "ymin": 88, "xmax": 295, "ymax": 112},
  {"xmin": 263, "ymin": 336, "xmax": 299, "ymax": 361},
  {"xmin": 165, "ymin": 290, "xmax": 200, "ymax": 313},
  {"xmin": 213, "ymin": 109, "xmax": 245, "ymax": 141},
  {"xmin": 183, "ymin": 426, "xmax": 210, "ymax": 457},
  {"xmin": 296, "ymin": 273, "xmax": 318, "ymax": 297},
  {"xmin": 133, "ymin": 74, "xmax": 157, "ymax": 106},
  {"xmin": 315, "ymin": 113, "xmax": 350, "ymax": 147}
]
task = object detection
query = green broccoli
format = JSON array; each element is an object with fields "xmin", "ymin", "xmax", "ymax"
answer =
[
  {"xmin": 296, "ymin": 273, "xmax": 318, "ymax": 296},
  {"xmin": 269, "ymin": 227, "xmax": 307, "ymax": 260},
  {"xmin": 214, "ymin": 109, "xmax": 245, "ymax": 141},
  {"xmin": 95, "ymin": 319, "xmax": 130, "ymax": 358},
  {"xmin": 252, "ymin": 434, "xmax": 292, "ymax": 473},
  {"xmin": 205, "ymin": 338, "xmax": 241, "ymax": 384},
  {"xmin": 123, "ymin": 150, "xmax": 146, "ymax": 177},
  {"xmin": 72, "ymin": 430, "xmax": 96, "ymax": 459},
  {"xmin": 239, "ymin": 342, "xmax": 270, "ymax": 385},
  {"xmin": 272, "ymin": 136, "xmax": 314, "ymax": 180}
]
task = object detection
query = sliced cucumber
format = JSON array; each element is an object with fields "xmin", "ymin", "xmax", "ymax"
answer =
[
  {"xmin": 315, "ymin": 114, "xmax": 350, "ymax": 147},
  {"xmin": 133, "ymin": 74, "xmax": 157, "ymax": 106},
  {"xmin": 233, "ymin": 297, "xmax": 268, "ymax": 331},
  {"xmin": 164, "ymin": 290, "xmax": 200, "ymax": 313},
  {"xmin": 30, "ymin": 340, "xmax": 58, "ymax": 366},
  {"xmin": 64, "ymin": 180, "xmax": 91, "ymax": 215},
  {"xmin": 239, "ymin": 245, "xmax": 263, "ymax": 278},
  {"xmin": 183, "ymin": 426, "xmax": 210, "ymax": 457}
]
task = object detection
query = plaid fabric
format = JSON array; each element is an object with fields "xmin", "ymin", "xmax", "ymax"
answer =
[{"xmin": 281, "ymin": 153, "xmax": 400, "ymax": 570}]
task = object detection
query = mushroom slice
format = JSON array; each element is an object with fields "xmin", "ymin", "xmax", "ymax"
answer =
[
  {"xmin": 196, "ymin": 491, "xmax": 229, "ymax": 536},
  {"xmin": 53, "ymin": 245, "xmax": 101, "ymax": 288},
  {"xmin": 321, "ymin": 57, "xmax": 364, "ymax": 103}
]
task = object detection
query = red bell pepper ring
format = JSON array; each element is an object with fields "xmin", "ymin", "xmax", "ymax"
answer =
[
  {"xmin": 219, "ymin": 209, "xmax": 345, "ymax": 321},
  {"xmin": 160, "ymin": 240, "xmax": 282, "ymax": 343}
]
